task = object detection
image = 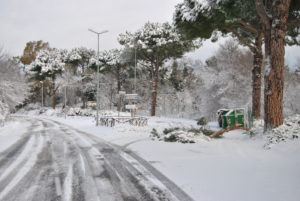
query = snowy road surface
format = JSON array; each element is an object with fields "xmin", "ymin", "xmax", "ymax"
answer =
[{"xmin": 0, "ymin": 116, "xmax": 193, "ymax": 201}]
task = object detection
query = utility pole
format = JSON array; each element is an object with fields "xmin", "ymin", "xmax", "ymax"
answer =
[
  {"xmin": 40, "ymin": 81, "xmax": 44, "ymax": 108},
  {"xmin": 64, "ymin": 86, "xmax": 67, "ymax": 119},
  {"xmin": 88, "ymin": 29, "xmax": 108, "ymax": 126},
  {"xmin": 134, "ymin": 46, "xmax": 137, "ymax": 93}
]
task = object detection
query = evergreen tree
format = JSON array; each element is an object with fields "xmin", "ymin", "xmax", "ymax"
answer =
[
  {"xmin": 174, "ymin": 0, "xmax": 264, "ymax": 119},
  {"xmin": 25, "ymin": 48, "xmax": 67, "ymax": 109},
  {"xmin": 66, "ymin": 47, "xmax": 96, "ymax": 107},
  {"xmin": 253, "ymin": 0, "xmax": 299, "ymax": 130},
  {"xmin": 174, "ymin": 0, "xmax": 300, "ymax": 130},
  {"xmin": 118, "ymin": 22, "xmax": 196, "ymax": 116},
  {"xmin": 99, "ymin": 48, "xmax": 130, "ymax": 92}
]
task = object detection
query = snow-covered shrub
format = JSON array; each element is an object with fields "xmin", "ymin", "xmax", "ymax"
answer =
[
  {"xmin": 264, "ymin": 114, "xmax": 300, "ymax": 149},
  {"xmin": 150, "ymin": 128, "xmax": 159, "ymax": 138},
  {"xmin": 188, "ymin": 128, "xmax": 214, "ymax": 136},
  {"xmin": 196, "ymin": 117, "xmax": 207, "ymax": 126},
  {"xmin": 66, "ymin": 107, "xmax": 95, "ymax": 117},
  {"xmin": 150, "ymin": 127, "xmax": 211, "ymax": 143},
  {"xmin": 163, "ymin": 127, "xmax": 180, "ymax": 134},
  {"xmin": 164, "ymin": 130, "xmax": 196, "ymax": 143}
]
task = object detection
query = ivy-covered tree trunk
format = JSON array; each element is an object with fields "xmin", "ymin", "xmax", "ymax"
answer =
[
  {"xmin": 150, "ymin": 63, "xmax": 159, "ymax": 116},
  {"xmin": 252, "ymin": 33, "xmax": 263, "ymax": 119}
]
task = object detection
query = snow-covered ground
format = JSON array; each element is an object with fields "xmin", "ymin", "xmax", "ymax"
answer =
[
  {"xmin": 0, "ymin": 118, "xmax": 31, "ymax": 153},
  {"xmin": 3, "ymin": 110, "xmax": 300, "ymax": 201}
]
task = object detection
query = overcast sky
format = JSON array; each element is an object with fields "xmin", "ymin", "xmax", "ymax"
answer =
[{"xmin": 0, "ymin": 0, "xmax": 299, "ymax": 68}]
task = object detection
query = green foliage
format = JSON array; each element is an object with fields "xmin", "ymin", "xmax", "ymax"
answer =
[
  {"xmin": 166, "ymin": 60, "xmax": 199, "ymax": 91},
  {"xmin": 174, "ymin": 1, "xmax": 226, "ymax": 41},
  {"xmin": 84, "ymin": 87, "xmax": 96, "ymax": 101},
  {"xmin": 163, "ymin": 134, "xmax": 178, "ymax": 142},
  {"xmin": 174, "ymin": 0, "xmax": 299, "ymax": 47},
  {"xmin": 151, "ymin": 128, "xmax": 159, "ymax": 138},
  {"xmin": 200, "ymin": 128, "xmax": 214, "ymax": 136},
  {"xmin": 163, "ymin": 127, "xmax": 180, "ymax": 134},
  {"xmin": 174, "ymin": 0, "xmax": 262, "ymax": 52},
  {"xmin": 188, "ymin": 127, "xmax": 214, "ymax": 136},
  {"xmin": 119, "ymin": 22, "xmax": 197, "ymax": 67},
  {"xmin": 169, "ymin": 61, "xmax": 184, "ymax": 91},
  {"xmin": 197, "ymin": 117, "xmax": 207, "ymax": 126}
]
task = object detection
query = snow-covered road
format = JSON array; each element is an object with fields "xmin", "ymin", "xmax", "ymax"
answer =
[{"xmin": 0, "ymin": 116, "xmax": 193, "ymax": 201}]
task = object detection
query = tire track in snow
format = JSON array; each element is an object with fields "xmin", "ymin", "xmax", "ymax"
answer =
[
  {"xmin": 0, "ymin": 119, "xmax": 40, "ymax": 170},
  {"xmin": 0, "ymin": 133, "xmax": 45, "ymax": 200},
  {"xmin": 52, "ymin": 120, "xmax": 135, "ymax": 201},
  {"xmin": 11, "ymin": 117, "xmax": 194, "ymax": 201},
  {"xmin": 47, "ymin": 118, "xmax": 194, "ymax": 201},
  {"xmin": 81, "ymin": 132, "xmax": 180, "ymax": 201},
  {"xmin": 0, "ymin": 135, "xmax": 37, "ymax": 189},
  {"xmin": 0, "ymin": 135, "xmax": 31, "ymax": 172},
  {"xmin": 43, "ymin": 120, "xmax": 88, "ymax": 201},
  {"xmin": 3, "ymin": 142, "xmax": 56, "ymax": 201},
  {"xmin": 63, "ymin": 164, "xmax": 73, "ymax": 201}
]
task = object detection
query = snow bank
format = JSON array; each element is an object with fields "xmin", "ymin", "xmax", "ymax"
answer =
[
  {"xmin": 18, "ymin": 104, "xmax": 133, "ymax": 118},
  {"xmin": 264, "ymin": 114, "xmax": 300, "ymax": 149}
]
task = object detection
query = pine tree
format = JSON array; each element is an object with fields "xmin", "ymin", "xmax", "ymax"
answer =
[
  {"xmin": 66, "ymin": 47, "xmax": 95, "ymax": 107},
  {"xmin": 118, "ymin": 22, "xmax": 196, "ymax": 116},
  {"xmin": 25, "ymin": 49, "xmax": 67, "ymax": 109},
  {"xmin": 99, "ymin": 48, "xmax": 130, "ymax": 92},
  {"xmin": 253, "ymin": 0, "xmax": 299, "ymax": 130},
  {"xmin": 174, "ymin": 0, "xmax": 300, "ymax": 130},
  {"xmin": 174, "ymin": 0, "xmax": 264, "ymax": 119}
]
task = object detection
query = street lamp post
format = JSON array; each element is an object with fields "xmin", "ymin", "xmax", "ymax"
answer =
[
  {"xmin": 88, "ymin": 28, "xmax": 108, "ymax": 126},
  {"xmin": 134, "ymin": 46, "xmax": 137, "ymax": 93},
  {"xmin": 64, "ymin": 86, "xmax": 67, "ymax": 119},
  {"xmin": 40, "ymin": 81, "xmax": 44, "ymax": 108}
]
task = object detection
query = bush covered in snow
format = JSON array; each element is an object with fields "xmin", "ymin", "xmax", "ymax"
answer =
[
  {"xmin": 67, "ymin": 107, "xmax": 95, "ymax": 116},
  {"xmin": 150, "ymin": 127, "xmax": 211, "ymax": 143},
  {"xmin": 264, "ymin": 115, "xmax": 300, "ymax": 149},
  {"xmin": 196, "ymin": 117, "xmax": 207, "ymax": 126}
]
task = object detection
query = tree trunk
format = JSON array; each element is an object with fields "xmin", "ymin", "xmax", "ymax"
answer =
[
  {"xmin": 150, "ymin": 64, "xmax": 159, "ymax": 116},
  {"xmin": 51, "ymin": 77, "xmax": 56, "ymax": 109},
  {"xmin": 116, "ymin": 65, "xmax": 121, "ymax": 92},
  {"xmin": 252, "ymin": 33, "xmax": 263, "ymax": 119},
  {"xmin": 263, "ymin": 0, "xmax": 290, "ymax": 131},
  {"xmin": 81, "ymin": 91, "xmax": 86, "ymax": 108}
]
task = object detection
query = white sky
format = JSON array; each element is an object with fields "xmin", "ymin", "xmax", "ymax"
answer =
[{"xmin": 0, "ymin": 0, "xmax": 299, "ymax": 68}]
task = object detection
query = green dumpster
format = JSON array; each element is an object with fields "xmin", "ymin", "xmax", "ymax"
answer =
[{"xmin": 221, "ymin": 109, "xmax": 245, "ymax": 129}]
